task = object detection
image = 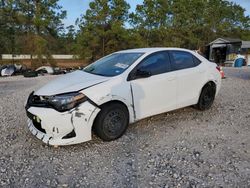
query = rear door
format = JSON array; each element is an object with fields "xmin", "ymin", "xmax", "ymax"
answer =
[
  {"xmin": 169, "ymin": 51, "xmax": 206, "ymax": 108},
  {"xmin": 129, "ymin": 51, "xmax": 177, "ymax": 120}
]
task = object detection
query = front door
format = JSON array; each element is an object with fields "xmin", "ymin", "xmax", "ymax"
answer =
[{"xmin": 129, "ymin": 51, "xmax": 177, "ymax": 120}]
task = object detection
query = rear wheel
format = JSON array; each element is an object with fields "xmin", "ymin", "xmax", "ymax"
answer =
[
  {"xmin": 93, "ymin": 102, "xmax": 129, "ymax": 141},
  {"xmin": 195, "ymin": 82, "xmax": 216, "ymax": 110}
]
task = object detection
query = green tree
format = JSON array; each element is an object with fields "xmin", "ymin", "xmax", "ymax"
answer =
[
  {"xmin": 130, "ymin": 0, "xmax": 250, "ymax": 49},
  {"xmin": 0, "ymin": 0, "xmax": 19, "ymax": 55},
  {"xmin": 76, "ymin": 0, "xmax": 143, "ymax": 62},
  {"xmin": 168, "ymin": 0, "xmax": 250, "ymax": 48},
  {"xmin": 2, "ymin": 0, "xmax": 250, "ymax": 64},
  {"xmin": 21, "ymin": 0, "xmax": 66, "ymax": 67},
  {"xmin": 0, "ymin": 0, "xmax": 66, "ymax": 67},
  {"xmin": 129, "ymin": 0, "xmax": 171, "ymax": 47},
  {"xmin": 203, "ymin": 0, "xmax": 250, "ymax": 40},
  {"xmin": 57, "ymin": 25, "xmax": 77, "ymax": 55}
]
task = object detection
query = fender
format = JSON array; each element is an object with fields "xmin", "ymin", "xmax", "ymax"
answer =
[{"xmin": 82, "ymin": 78, "xmax": 135, "ymax": 123}]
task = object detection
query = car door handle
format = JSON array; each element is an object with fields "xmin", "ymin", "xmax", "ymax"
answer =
[{"xmin": 168, "ymin": 76, "xmax": 175, "ymax": 81}]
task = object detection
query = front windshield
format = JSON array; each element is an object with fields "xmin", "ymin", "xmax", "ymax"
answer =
[{"xmin": 83, "ymin": 52, "xmax": 144, "ymax": 77}]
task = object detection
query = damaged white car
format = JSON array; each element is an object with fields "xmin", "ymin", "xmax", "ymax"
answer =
[{"xmin": 25, "ymin": 48, "xmax": 221, "ymax": 146}]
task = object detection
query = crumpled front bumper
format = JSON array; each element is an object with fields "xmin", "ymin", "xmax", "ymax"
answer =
[{"xmin": 26, "ymin": 101, "xmax": 100, "ymax": 146}]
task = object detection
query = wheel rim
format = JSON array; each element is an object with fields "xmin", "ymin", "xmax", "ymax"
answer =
[
  {"xmin": 201, "ymin": 87, "xmax": 215, "ymax": 108},
  {"xmin": 103, "ymin": 109, "xmax": 126, "ymax": 138}
]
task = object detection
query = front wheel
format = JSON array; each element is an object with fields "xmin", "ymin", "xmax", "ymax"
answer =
[
  {"xmin": 93, "ymin": 102, "xmax": 129, "ymax": 141},
  {"xmin": 195, "ymin": 83, "xmax": 216, "ymax": 110}
]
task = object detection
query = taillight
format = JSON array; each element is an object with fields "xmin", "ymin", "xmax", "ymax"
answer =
[
  {"xmin": 216, "ymin": 66, "xmax": 225, "ymax": 78},
  {"xmin": 216, "ymin": 66, "xmax": 221, "ymax": 72}
]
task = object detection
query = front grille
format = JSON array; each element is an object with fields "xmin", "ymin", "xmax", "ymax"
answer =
[
  {"xmin": 33, "ymin": 120, "xmax": 46, "ymax": 133},
  {"xmin": 27, "ymin": 111, "xmax": 46, "ymax": 133}
]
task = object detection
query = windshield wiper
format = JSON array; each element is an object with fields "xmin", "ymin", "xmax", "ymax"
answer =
[{"xmin": 83, "ymin": 70, "xmax": 109, "ymax": 77}]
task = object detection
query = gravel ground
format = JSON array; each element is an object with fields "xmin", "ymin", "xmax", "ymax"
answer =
[{"xmin": 0, "ymin": 67, "xmax": 250, "ymax": 188}]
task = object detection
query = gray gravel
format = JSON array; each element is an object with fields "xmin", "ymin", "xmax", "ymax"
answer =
[{"xmin": 0, "ymin": 67, "xmax": 250, "ymax": 188}]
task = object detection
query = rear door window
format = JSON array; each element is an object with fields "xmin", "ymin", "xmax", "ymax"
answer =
[{"xmin": 170, "ymin": 51, "xmax": 199, "ymax": 70}]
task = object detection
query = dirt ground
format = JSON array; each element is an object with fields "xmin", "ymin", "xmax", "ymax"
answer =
[{"xmin": 0, "ymin": 67, "xmax": 249, "ymax": 187}]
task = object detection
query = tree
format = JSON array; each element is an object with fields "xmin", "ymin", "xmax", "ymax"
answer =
[
  {"xmin": 129, "ymin": 0, "xmax": 250, "ymax": 49},
  {"xmin": 76, "ymin": 0, "xmax": 143, "ymax": 62},
  {"xmin": 0, "ymin": 0, "xmax": 19, "ymax": 55},
  {"xmin": 1, "ymin": 0, "xmax": 250, "ymax": 64},
  {"xmin": 57, "ymin": 25, "xmax": 77, "ymax": 55},
  {"xmin": 0, "ymin": 0, "xmax": 66, "ymax": 67},
  {"xmin": 203, "ymin": 0, "xmax": 250, "ymax": 40},
  {"xmin": 20, "ymin": 0, "xmax": 66, "ymax": 67},
  {"xmin": 129, "ymin": 0, "xmax": 171, "ymax": 47}
]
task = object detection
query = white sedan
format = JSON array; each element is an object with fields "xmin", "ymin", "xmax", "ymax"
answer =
[{"xmin": 25, "ymin": 48, "xmax": 221, "ymax": 146}]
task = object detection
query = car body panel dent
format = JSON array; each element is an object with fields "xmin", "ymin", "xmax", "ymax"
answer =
[{"xmin": 82, "ymin": 78, "xmax": 135, "ymax": 123}]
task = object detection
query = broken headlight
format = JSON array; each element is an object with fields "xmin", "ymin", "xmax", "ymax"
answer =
[{"xmin": 49, "ymin": 92, "xmax": 87, "ymax": 112}]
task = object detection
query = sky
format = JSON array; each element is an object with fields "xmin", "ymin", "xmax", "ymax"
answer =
[{"xmin": 58, "ymin": 0, "xmax": 250, "ymax": 28}]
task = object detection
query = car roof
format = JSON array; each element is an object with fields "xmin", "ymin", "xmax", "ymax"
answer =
[{"xmin": 116, "ymin": 47, "xmax": 193, "ymax": 54}]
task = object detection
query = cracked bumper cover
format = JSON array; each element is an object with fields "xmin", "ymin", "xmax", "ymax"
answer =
[{"xmin": 26, "ymin": 101, "xmax": 100, "ymax": 145}]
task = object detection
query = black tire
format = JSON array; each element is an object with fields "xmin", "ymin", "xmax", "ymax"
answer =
[
  {"xmin": 23, "ymin": 71, "xmax": 38, "ymax": 77},
  {"xmin": 195, "ymin": 83, "xmax": 216, "ymax": 110},
  {"xmin": 93, "ymin": 102, "xmax": 129, "ymax": 141}
]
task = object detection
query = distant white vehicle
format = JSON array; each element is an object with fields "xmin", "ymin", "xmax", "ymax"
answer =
[
  {"xmin": 0, "ymin": 65, "xmax": 15, "ymax": 76},
  {"xmin": 25, "ymin": 48, "xmax": 221, "ymax": 146},
  {"xmin": 35, "ymin": 66, "xmax": 54, "ymax": 74}
]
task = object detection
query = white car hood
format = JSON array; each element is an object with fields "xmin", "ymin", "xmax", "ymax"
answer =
[{"xmin": 35, "ymin": 70, "xmax": 109, "ymax": 96}]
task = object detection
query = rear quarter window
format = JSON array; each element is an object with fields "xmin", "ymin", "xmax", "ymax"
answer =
[{"xmin": 193, "ymin": 55, "xmax": 202, "ymax": 66}]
